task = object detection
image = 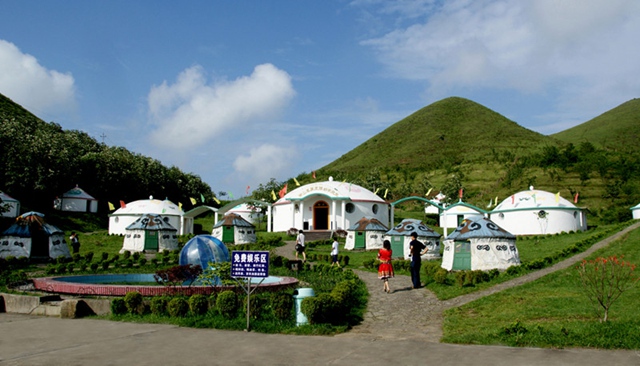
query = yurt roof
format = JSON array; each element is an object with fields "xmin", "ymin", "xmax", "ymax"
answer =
[
  {"xmin": 275, "ymin": 177, "xmax": 385, "ymax": 204},
  {"xmin": 213, "ymin": 213, "xmax": 255, "ymax": 228},
  {"xmin": 493, "ymin": 188, "xmax": 577, "ymax": 212},
  {"xmin": 61, "ymin": 186, "xmax": 96, "ymax": 200},
  {"xmin": 386, "ymin": 218, "xmax": 441, "ymax": 238},
  {"xmin": 441, "ymin": 201, "xmax": 485, "ymax": 214},
  {"xmin": 125, "ymin": 214, "xmax": 177, "ymax": 231},
  {"xmin": 632, "ymin": 203, "xmax": 640, "ymax": 211},
  {"xmin": 2, "ymin": 212, "xmax": 64, "ymax": 237},
  {"xmin": 447, "ymin": 217, "xmax": 515, "ymax": 240},
  {"xmin": 111, "ymin": 197, "xmax": 183, "ymax": 216},
  {"xmin": 227, "ymin": 203, "xmax": 261, "ymax": 214},
  {"xmin": 348, "ymin": 217, "xmax": 389, "ymax": 231},
  {"xmin": 0, "ymin": 191, "xmax": 18, "ymax": 202}
]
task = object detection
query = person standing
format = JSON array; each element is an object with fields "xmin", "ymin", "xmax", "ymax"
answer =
[
  {"xmin": 69, "ymin": 232, "xmax": 80, "ymax": 254},
  {"xmin": 409, "ymin": 232, "xmax": 427, "ymax": 289},
  {"xmin": 295, "ymin": 229, "xmax": 306, "ymax": 262},
  {"xmin": 330, "ymin": 237, "xmax": 340, "ymax": 267},
  {"xmin": 378, "ymin": 240, "xmax": 394, "ymax": 293}
]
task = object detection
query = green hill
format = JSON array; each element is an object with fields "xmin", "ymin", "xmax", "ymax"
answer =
[
  {"xmin": 323, "ymin": 97, "xmax": 559, "ymax": 173},
  {"xmin": 551, "ymin": 98, "xmax": 640, "ymax": 150}
]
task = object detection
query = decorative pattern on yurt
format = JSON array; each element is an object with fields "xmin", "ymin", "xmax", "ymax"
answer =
[
  {"xmin": 383, "ymin": 218, "xmax": 441, "ymax": 260},
  {"xmin": 345, "ymin": 217, "xmax": 389, "ymax": 250},
  {"xmin": 212, "ymin": 213, "xmax": 256, "ymax": 245},
  {"xmin": 120, "ymin": 214, "xmax": 178, "ymax": 253},
  {"xmin": 0, "ymin": 212, "xmax": 71, "ymax": 260},
  {"xmin": 441, "ymin": 217, "xmax": 520, "ymax": 271}
]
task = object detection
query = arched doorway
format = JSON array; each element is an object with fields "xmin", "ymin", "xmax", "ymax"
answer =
[{"xmin": 313, "ymin": 201, "xmax": 329, "ymax": 230}]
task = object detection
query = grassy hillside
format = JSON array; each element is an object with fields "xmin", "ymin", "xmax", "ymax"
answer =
[
  {"xmin": 552, "ymin": 98, "xmax": 640, "ymax": 150},
  {"xmin": 323, "ymin": 97, "xmax": 560, "ymax": 173}
]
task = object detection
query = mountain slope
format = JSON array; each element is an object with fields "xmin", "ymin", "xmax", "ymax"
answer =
[
  {"xmin": 551, "ymin": 98, "xmax": 640, "ymax": 150},
  {"xmin": 322, "ymin": 97, "xmax": 559, "ymax": 173}
]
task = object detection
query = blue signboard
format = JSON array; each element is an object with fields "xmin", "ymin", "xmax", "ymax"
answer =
[{"xmin": 231, "ymin": 251, "xmax": 269, "ymax": 278}]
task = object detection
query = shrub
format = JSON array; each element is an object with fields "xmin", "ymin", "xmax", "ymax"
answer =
[
  {"xmin": 216, "ymin": 290, "xmax": 238, "ymax": 318},
  {"xmin": 101, "ymin": 252, "xmax": 109, "ymax": 261},
  {"xmin": 112, "ymin": 254, "xmax": 120, "ymax": 262},
  {"xmin": 90, "ymin": 263, "xmax": 99, "ymax": 272},
  {"xmin": 72, "ymin": 253, "xmax": 82, "ymax": 262},
  {"xmin": 122, "ymin": 251, "xmax": 131, "ymax": 259},
  {"xmin": 505, "ymin": 265, "xmax": 522, "ymax": 276},
  {"xmin": 138, "ymin": 258, "xmax": 147, "ymax": 267},
  {"xmin": 132, "ymin": 252, "xmax": 141, "ymax": 261},
  {"xmin": 56, "ymin": 263, "xmax": 67, "ymax": 274},
  {"xmin": 301, "ymin": 293, "xmax": 338, "ymax": 325},
  {"xmin": 101, "ymin": 261, "xmax": 110, "ymax": 271},
  {"xmin": 271, "ymin": 292, "xmax": 293, "ymax": 321},
  {"xmin": 331, "ymin": 280, "xmax": 358, "ymax": 311},
  {"xmin": 342, "ymin": 255, "xmax": 350, "ymax": 266},
  {"xmin": 84, "ymin": 252, "xmax": 94, "ymax": 262},
  {"xmin": 79, "ymin": 262, "xmax": 88, "ymax": 272},
  {"xmin": 362, "ymin": 258, "xmax": 375, "ymax": 269},
  {"xmin": 110, "ymin": 298, "xmax": 127, "ymax": 315},
  {"xmin": 433, "ymin": 268, "xmax": 449, "ymax": 285},
  {"xmin": 45, "ymin": 265, "xmax": 56, "ymax": 275},
  {"xmin": 167, "ymin": 297, "xmax": 189, "ymax": 317},
  {"xmin": 150, "ymin": 297, "xmax": 168, "ymax": 315},
  {"xmin": 189, "ymin": 294, "xmax": 209, "ymax": 315},
  {"xmin": 124, "ymin": 291, "xmax": 144, "ymax": 315}
]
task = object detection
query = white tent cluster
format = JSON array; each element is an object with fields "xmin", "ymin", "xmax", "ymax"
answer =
[{"xmin": 0, "ymin": 212, "xmax": 71, "ymax": 260}]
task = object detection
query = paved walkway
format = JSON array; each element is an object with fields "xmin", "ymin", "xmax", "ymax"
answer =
[{"xmin": 2, "ymin": 223, "xmax": 640, "ymax": 365}]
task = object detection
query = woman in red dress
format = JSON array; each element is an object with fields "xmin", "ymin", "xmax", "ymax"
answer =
[{"xmin": 377, "ymin": 240, "xmax": 394, "ymax": 293}]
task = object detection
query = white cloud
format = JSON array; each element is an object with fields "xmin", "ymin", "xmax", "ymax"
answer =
[
  {"xmin": 232, "ymin": 144, "xmax": 298, "ymax": 186},
  {"xmin": 147, "ymin": 63, "xmax": 296, "ymax": 148},
  {"xmin": 360, "ymin": 0, "xmax": 640, "ymax": 123},
  {"xmin": 0, "ymin": 39, "xmax": 76, "ymax": 115}
]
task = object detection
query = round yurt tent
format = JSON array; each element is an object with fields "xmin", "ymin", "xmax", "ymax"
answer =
[
  {"xmin": 55, "ymin": 186, "xmax": 98, "ymax": 213},
  {"xmin": 442, "ymin": 217, "xmax": 519, "ymax": 271},
  {"xmin": 0, "ymin": 212, "xmax": 71, "ymax": 260},
  {"xmin": 383, "ymin": 219, "xmax": 441, "ymax": 260},
  {"xmin": 109, "ymin": 197, "xmax": 185, "ymax": 235},
  {"xmin": 227, "ymin": 203, "xmax": 264, "ymax": 224},
  {"xmin": 490, "ymin": 188, "xmax": 587, "ymax": 235},
  {"xmin": 439, "ymin": 202, "xmax": 484, "ymax": 234},
  {"xmin": 0, "ymin": 191, "xmax": 20, "ymax": 218},
  {"xmin": 632, "ymin": 203, "xmax": 640, "ymax": 220},
  {"xmin": 120, "ymin": 214, "xmax": 178, "ymax": 253},
  {"xmin": 345, "ymin": 217, "xmax": 389, "ymax": 250},
  {"xmin": 212, "ymin": 213, "xmax": 256, "ymax": 245},
  {"xmin": 271, "ymin": 177, "xmax": 389, "ymax": 232}
]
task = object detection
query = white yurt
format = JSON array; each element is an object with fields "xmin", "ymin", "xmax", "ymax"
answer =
[
  {"xmin": 226, "ymin": 203, "xmax": 264, "ymax": 224},
  {"xmin": 109, "ymin": 197, "xmax": 185, "ymax": 235},
  {"xmin": 271, "ymin": 177, "xmax": 389, "ymax": 232},
  {"xmin": 120, "ymin": 214, "xmax": 179, "ymax": 253},
  {"xmin": 441, "ymin": 216, "xmax": 520, "ymax": 271},
  {"xmin": 0, "ymin": 191, "xmax": 20, "ymax": 218},
  {"xmin": 383, "ymin": 218, "xmax": 441, "ymax": 260},
  {"xmin": 632, "ymin": 203, "xmax": 640, "ymax": 220},
  {"xmin": 212, "ymin": 213, "xmax": 256, "ymax": 245},
  {"xmin": 54, "ymin": 186, "xmax": 98, "ymax": 213},
  {"xmin": 0, "ymin": 212, "xmax": 71, "ymax": 260},
  {"xmin": 439, "ymin": 202, "xmax": 485, "ymax": 236},
  {"xmin": 490, "ymin": 188, "xmax": 587, "ymax": 235},
  {"xmin": 345, "ymin": 217, "xmax": 389, "ymax": 250}
]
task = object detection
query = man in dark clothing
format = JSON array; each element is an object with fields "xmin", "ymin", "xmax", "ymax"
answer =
[{"xmin": 409, "ymin": 232, "xmax": 428, "ymax": 289}]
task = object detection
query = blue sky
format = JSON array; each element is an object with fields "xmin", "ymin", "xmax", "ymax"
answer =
[{"xmin": 1, "ymin": 0, "xmax": 639, "ymax": 197}]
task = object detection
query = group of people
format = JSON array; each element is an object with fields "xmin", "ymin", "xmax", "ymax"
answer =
[
  {"xmin": 377, "ymin": 231, "xmax": 428, "ymax": 293},
  {"xmin": 295, "ymin": 229, "xmax": 341, "ymax": 267}
]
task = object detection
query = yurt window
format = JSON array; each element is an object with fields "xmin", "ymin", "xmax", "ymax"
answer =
[
  {"xmin": 345, "ymin": 203, "xmax": 355, "ymax": 213},
  {"xmin": 115, "ymin": 217, "xmax": 119, "ymax": 223},
  {"xmin": 372, "ymin": 204, "xmax": 379, "ymax": 214},
  {"xmin": 163, "ymin": 217, "xmax": 169, "ymax": 223},
  {"xmin": 294, "ymin": 204, "xmax": 300, "ymax": 213}
]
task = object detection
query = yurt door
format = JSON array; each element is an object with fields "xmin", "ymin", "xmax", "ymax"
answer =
[
  {"xmin": 145, "ymin": 231, "xmax": 158, "ymax": 251},
  {"xmin": 354, "ymin": 232, "xmax": 365, "ymax": 249},
  {"xmin": 313, "ymin": 201, "xmax": 329, "ymax": 230},
  {"xmin": 390, "ymin": 236, "xmax": 404, "ymax": 257},
  {"xmin": 452, "ymin": 241, "xmax": 471, "ymax": 270},
  {"xmin": 223, "ymin": 226, "xmax": 234, "ymax": 243}
]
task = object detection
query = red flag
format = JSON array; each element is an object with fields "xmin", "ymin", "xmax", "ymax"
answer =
[
  {"xmin": 574, "ymin": 192, "xmax": 579, "ymax": 204},
  {"xmin": 458, "ymin": 188, "xmax": 463, "ymax": 199},
  {"xmin": 278, "ymin": 183, "xmax": 288, "ymax": 199},
  {"xmin": 312, "ymin": 171, "xmax": 316, "ymax": 179},
  {"xmin": 120, "ymin": 200, "xmax": 126, "ymax": 208},
  {"xmin": 511, "ymin": 195, "xmax": 514, "ymax": 204},
  {"xmin": 246, "ymin": 185, "xmax": 250, "ymax": 195}
]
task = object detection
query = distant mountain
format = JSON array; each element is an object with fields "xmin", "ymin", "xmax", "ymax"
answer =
[
  {"xmin": 322, "ymin": 97, "xmax": 559, "ymax": 173},
  {"xmin": 551, "ymin": 98, "xmax": 640, "ymax": 150}
]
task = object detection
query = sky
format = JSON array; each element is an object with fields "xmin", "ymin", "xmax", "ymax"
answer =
[{"xmin": 1, "ymin": 0, "xmax": 639, "ymax": 197}]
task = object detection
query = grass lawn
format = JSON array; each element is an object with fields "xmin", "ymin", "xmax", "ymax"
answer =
[{"xmin": 442, "ymin": 224, "xmax": 640, "ymax": 349}]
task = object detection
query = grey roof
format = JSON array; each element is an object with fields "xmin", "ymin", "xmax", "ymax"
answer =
[
  {"xmin": 213, "ymin": 213, "xmax": 255, "ymax": 228},
  {"xmin": 385, "ymin": 218, "xmax": 440, "ymax": 238},
  {"xmin": 348, "ymin": 217, "xmax": 389, "ymax": 231},
  {"xmin": 447, "ymin": 217, "xmax": 515, "ymax": 240},
  {"xmin": 125, "ymin": 214, "xmax": 177, "ymax": 231},
  {"xmin": 2, "ymin": 212, "xmax": 64, "ymax": 237}
]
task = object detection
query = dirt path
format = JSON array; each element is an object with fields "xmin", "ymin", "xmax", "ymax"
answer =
[{"xmin": 277, "ymin": 221, "xmax": 640, "ymax": 343}]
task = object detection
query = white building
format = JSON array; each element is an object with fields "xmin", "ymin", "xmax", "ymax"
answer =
[
  {"xmin": 0, "ymin": 191, "xmax": 20, "ymax": 218},
  {"xmin": 55, "ymin": 186, "xmax": 98, "ymax": 213},
  {"xmin": 489, "ymin": 188, "xmax": 587, "ymax": 235},
  {"xmin": 271, "ymin": 177, "xmax": 389, "ymax": 232},
  {"xmin": 632, "ymin": 203, "xmax": 640, "ymax": 220},
  {"xmin": 109, "ymin": 197, "xmax": 186, "ymax": 235}
]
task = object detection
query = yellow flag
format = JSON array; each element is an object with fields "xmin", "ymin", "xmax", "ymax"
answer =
[
  {"xmin": 426, "ymin": 188, "xmax": 433, "ymax": 197},
  {"xmin": 294, "ymin": 177, "xmax": 300, "ymax": 186},
  {"xmin": 555, "ymin": 192, "xmax": 560, "ymax": 203},
  {"xmin": 271, "ymin": 190, "xmax": 277, "ymax": 201},
  {"xmin": 190, "ymin": 197, "xmax": 196, "ymax": 205},
  {"xmin": 384, "ymin": 188, "xmax": 388, "ymax": 199},
  {"xmin": 374, "ymin": 188, "xmax": 380, "ymax": 195},
  {"xmin": 178, "ymin": 202, "xmax": 182, "ymax": 209},
  {"xmin": 108, "ymin": 201, "xmax": 115, "ymax": 211},
  {"xmin": 213, "ymin": 197, "xmax": 220, "ymax": 204},
  {"xmin": 495, "ymin": 196, "xmax": 498, "ymax": 205}
]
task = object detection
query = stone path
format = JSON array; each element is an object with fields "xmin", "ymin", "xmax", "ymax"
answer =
[{"xmin": 276, "ymin": 221, "xmax": 640, "ymax": 343}]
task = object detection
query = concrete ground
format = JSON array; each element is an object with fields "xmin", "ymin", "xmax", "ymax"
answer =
[{"xmin": 2, "ymin": 223, "xmax": 640, "ymax": 365}]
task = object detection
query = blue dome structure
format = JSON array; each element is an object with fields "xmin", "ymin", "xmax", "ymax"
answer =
[{"xmin": 179, "ymin": 235, "xmax": 230, "ymax": 269}]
